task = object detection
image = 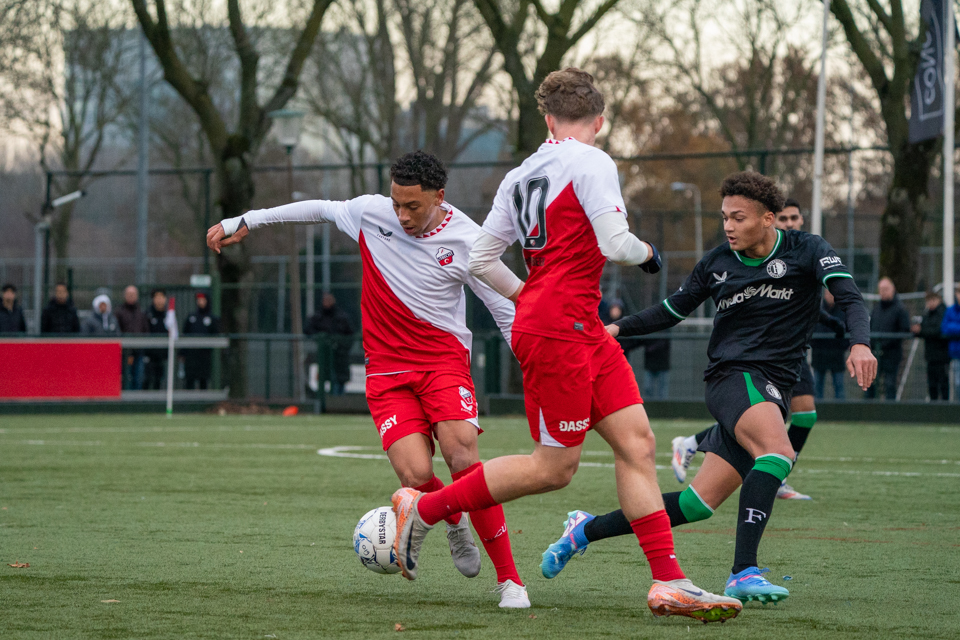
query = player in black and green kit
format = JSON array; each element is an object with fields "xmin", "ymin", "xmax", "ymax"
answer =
[
  {"xmin": 670, "ymin": 198, "xmax": 846, "ymax": 501},
  {"xmin": 538, "ymin": 172, "xmax": 877, "ymax": 604}
]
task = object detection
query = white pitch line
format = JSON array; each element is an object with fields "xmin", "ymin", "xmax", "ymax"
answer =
[
  {"xmin": 6, "ymin": 440, "xmax": 958, "ymax": 478},
  {"xmin": 315, "ymin": 446, "xmax": 960, "ymax": 477}
]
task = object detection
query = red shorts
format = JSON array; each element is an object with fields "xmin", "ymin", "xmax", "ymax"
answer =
[
  {"xmin": 512, "ymin": 332, "xmax": 643, "ymax": 448},
  {"xmin": 365, "ymin": 369, "xmax": 480, "ymax": 453}
]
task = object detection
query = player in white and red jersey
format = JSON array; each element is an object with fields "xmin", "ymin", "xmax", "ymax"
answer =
[
  {"xmin": 390, "ymin": 69, "xmax": 742, "ymax": 623},
  {"xmin": 206, "ymin": 151, "xmax": 529, "ymax": 608}
]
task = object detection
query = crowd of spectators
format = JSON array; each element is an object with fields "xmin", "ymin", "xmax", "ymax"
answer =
[
  {"xmin": 3, "ymin": 278, "xmax": 960, "ymax": 401},
  {"xmin": 0, "ymin": 282, "xmax": 221, "ymax": 391}
]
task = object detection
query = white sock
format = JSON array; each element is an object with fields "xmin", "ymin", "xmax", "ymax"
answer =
[{"xmin": 684, "ymin": 435, "xmax": 698, "ymax": 451}]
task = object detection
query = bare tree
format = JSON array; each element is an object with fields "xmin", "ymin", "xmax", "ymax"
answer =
[
  {"xmin": 396, "ymin": 0, "xmax": 500, "ymax": 160},
  {"xmin": 0, "ymin": 0, "xmax": 138, "ymax": 272},
  {"xmin": 303, "ymin": 0, "xmax": 501, "ymax": 194},
  {"xmin": 473, "ymin": 0, "xmax": 621, "ymax": 157},
  {"xmin": 131, "ymin": 0, "xmax": 335, "ymax": 395},
  {"xmin": 831, "ymin": 0, "xmax": 941, "ymax": 291},
  {"xmin": 302, "ymin": 0, "xmax": 399, "ymax": 193}
]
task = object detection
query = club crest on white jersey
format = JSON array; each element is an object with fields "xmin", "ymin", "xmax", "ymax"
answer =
[{"xmin": 436, "ymin": 247, "xmax": 454, "ymax": 266}]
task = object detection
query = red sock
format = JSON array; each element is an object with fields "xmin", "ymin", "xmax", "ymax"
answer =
[
  {"xmin": 412, "ymin": 476, "xmax": 461, "ymax": 526},
  {"xmin": 631, "ymin": 510, "xmax": 685, "ymax": 581},
  {"xmin": 417, "ymin": 464, "xmax": 497, "ymax": 526},
  {"xmin": 452, "ymin": 463, "xmax": 522, "ymax": 586}
]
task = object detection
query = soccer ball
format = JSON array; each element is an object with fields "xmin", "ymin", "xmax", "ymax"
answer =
[{"xmin": 353, "ymin": 506, "xmax": 401, "ymax": 574}]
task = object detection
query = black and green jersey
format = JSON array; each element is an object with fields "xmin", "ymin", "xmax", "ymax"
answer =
[{"xmin": 616, "ymin": 229, "xmax": 870, "ymax": 389}]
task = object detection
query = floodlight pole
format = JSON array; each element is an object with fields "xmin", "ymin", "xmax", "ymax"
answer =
[
  {"xmin": 944, "ymin": 3, "xmax": 956, "ymax": 309},
  {"xmin": 136, "ymin": 32, "xmax": 150, "ymax": 286},
  {"xmin": 811, "ymin": 0, "xmax": 830, "ymax": 237}
]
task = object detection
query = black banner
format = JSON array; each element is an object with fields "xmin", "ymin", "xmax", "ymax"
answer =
[{"xmin": 909, "ymin": 0, "xmax": 951, "ymax": 143}]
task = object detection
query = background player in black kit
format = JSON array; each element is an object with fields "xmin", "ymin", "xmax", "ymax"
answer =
[
  {"xmin": 539, "ymin": 172, "xmax": 877, "ymax": 605},
  {"xmin": 669, "ymin": 198, "xmax": 847, "ymax": 501}
]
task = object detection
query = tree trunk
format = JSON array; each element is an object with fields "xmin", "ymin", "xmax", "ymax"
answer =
[
  {"xmin": 880, "ymin": 139, "xmax": 938, "ymax": 292},
  {"xmin": 515, "ymin": 85, "xmax": 547, "ymax": 158},
  {"xmin": 214, "ymin": 144, "xmax": 255, "ymax": 398}
]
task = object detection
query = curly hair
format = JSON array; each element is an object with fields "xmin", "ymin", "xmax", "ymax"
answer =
[
  {"xmin": 390, "ymin": 150, "xmax": 447, "ymax": 191},
  {"xmin": 719, "ymin": 172, "xmax": 785, "ymax": 214},
  {"xmin": 535, "ymin": 68, "xmax": 605, "ymax": 121}
]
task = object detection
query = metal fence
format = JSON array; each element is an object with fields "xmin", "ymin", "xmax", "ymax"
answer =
[{"xmin": 2, "ymin": 147, "xmax": 959, "ymax": 407}]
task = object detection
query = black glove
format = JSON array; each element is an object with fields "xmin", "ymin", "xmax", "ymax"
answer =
[{"xmin": 639, "ymin": 243, "xmax": 661, "ymax": 274}]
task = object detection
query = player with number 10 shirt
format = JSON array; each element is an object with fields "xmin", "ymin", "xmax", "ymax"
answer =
[{"xmin": 391, "ymin": 67, "xmax": 744, "ymax": 624}]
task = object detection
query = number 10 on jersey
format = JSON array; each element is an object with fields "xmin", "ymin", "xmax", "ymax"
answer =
[{"xmin": 512, "ymin": 177, "xmax": 549, "ymax": 250}]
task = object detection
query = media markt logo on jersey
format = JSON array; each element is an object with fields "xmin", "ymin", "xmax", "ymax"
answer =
[
  {"xmin": 436, "ymin": 247, "xmax": 454, "ymax": 266},
  {"xmin": 718, "ymin": 283, "xmax": 794, "ymax": 310},
  {"xmin": 766, "ymin": 258, "xmax": 787, "ymax": 278}
]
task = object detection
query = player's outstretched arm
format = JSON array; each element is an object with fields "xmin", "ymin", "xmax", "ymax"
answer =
[
  {"xmin": 206, "ymin": 198, "xmax": 370, "ymax": 254},
  {"xmin": 609, "ymin": 264, "xmax": 710, "ymax": 338}
]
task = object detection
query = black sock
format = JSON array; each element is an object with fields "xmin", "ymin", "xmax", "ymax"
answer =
[
  {"xmin": 787, "ymin": 426, "xmax": 811, "ymax": 454},
  {"xmin": 582, "ymin": 509, "xmax": 632, "ymax": 542},
  {"xmin": 695, "ymin": 426, "xmax": 714, "ymax": 446},
  {"xmin": 582, "ymin": 494, "xmax": 690, "ymax": 543},
  {"xmin": 732, "ymin": 469, "xmax": 781, "ymax": 573},
  {"xmin": 662, "ymin": 492, "xmax": 689, "ymax": 527}
]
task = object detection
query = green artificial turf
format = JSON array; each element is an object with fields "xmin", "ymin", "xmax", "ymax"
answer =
[{"xmin": 1, "ymin": 413, "xmax": 958, "ymax": 639}]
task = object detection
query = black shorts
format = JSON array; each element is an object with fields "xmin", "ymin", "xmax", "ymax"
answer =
[
  {"xmin": 792, "ymin": 360, "xmax": 815, "ymax": 397},
  {"xmin": 700, "ymin": 367, "xmax": 792, "ymax": 479}
]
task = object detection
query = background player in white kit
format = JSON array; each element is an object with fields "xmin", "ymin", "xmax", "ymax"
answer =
[
  {"xmin": 206, "ymin": 151, "xmax": 530, "ymax": 608},
  {"xmin": 391, "ymin": 69, "xmax": 742, "ymax": 623}
]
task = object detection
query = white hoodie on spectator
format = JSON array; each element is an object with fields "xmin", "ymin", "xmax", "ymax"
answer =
[{"xmin": 81, "ymin": 294, "xmax": 120, "ymax": 335}]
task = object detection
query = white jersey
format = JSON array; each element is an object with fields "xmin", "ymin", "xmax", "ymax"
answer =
[
  {"xmin": 480, "ymin": 137, "xmax": 627, "ymax": 342},
  {"xmin": 240, "ymin": 194, "xmax": 514, "ymax": 376}
]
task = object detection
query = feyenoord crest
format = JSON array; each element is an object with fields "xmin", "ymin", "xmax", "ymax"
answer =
[
  {"xmin": 436, "ymin": 247, "xmax": 454, "ymax": 266},
  {"xmin": 766, "ymin": 259, "xmax": 787, "ymax": 278},
  {"xmin": 765, "ymin": 383, "xmax": 782, "ymax": 400},
  {"xmin": 459, "ymin": 386, "xmax": 475, "ymax": 413}
]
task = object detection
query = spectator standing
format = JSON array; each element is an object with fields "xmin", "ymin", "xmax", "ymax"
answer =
[
  {"xmin": 641, "ymin": 337, "xmax": 671, "ymax": 400},
  {"xmin": 811, "ymin": 289, "xmax": 847, "ymax": 399},
  {"xmin": 81, "ymin": 294, "xmax": 120, "ymax": 335},
  {"xmin": 115, "ymin": 285, "xmax": 149, "ymax": 390},
  {"xmin": 182, "ymin": 291, "xmax": 220, "ymax": 390},
  {"xmin": 0, "ymin": 284, "xmax": 27, "ymax": 333},
  {"xmin": 305, "ymin": 293, "xmax": 355, "ymax": 394},
  {"xmin": 144, "ymin": 289, "xmax": 169, "ymax": 390},
  {"xmin": 912, "ymin": 290, "xmax": 950, "ymax": 400},
  {"xmin": 941, "ymin": 284, "xmax": 960, "ymax": 401},
  {"xmin": 866, "ymin": 277, "xmax": 911, "ymax": 400},
  {"xmin": 41, "ymin": 282, "xmax": 80, "ymax": 334}
]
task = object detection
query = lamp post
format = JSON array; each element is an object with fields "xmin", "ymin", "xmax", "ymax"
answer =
[
  {"xmin": 33, "ymin": 189, "xmax": 85, "ymax": 332},
  {"xmin": 671, "ymin": 182, "xmax": 703, "ymax": 318},
  {"xmin": 269, "ymin": 109, "xmax": 305, "ymax": 401}
]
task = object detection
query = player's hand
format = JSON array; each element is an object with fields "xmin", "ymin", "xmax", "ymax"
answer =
[
  {"xmin": 206, "ymin": 220, "xmax": 248, "ymax": 254},
  {"xmin": 911, "ymin": 323, "xmax": 921, "ymax": 335},
  {"xmin": 846, "ymin": 343, "xmax": 877, "ymax": 391},
  {"xmin": 605, "ymin": 323, "xmax": 620, "ymax": 338},
  {"xmin": 639, "ymin": 242, "xmax": 661, "ymax": 274}
]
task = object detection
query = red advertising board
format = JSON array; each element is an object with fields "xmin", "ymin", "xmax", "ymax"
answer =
[{"xmin": 0, "ymin": 340, "xmax": 122, "ymax": 400}]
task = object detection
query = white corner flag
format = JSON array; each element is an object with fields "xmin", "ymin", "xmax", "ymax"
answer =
[{"xmin": 165, "ymin": 296, "xmax": 178, "ymax": 416}]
